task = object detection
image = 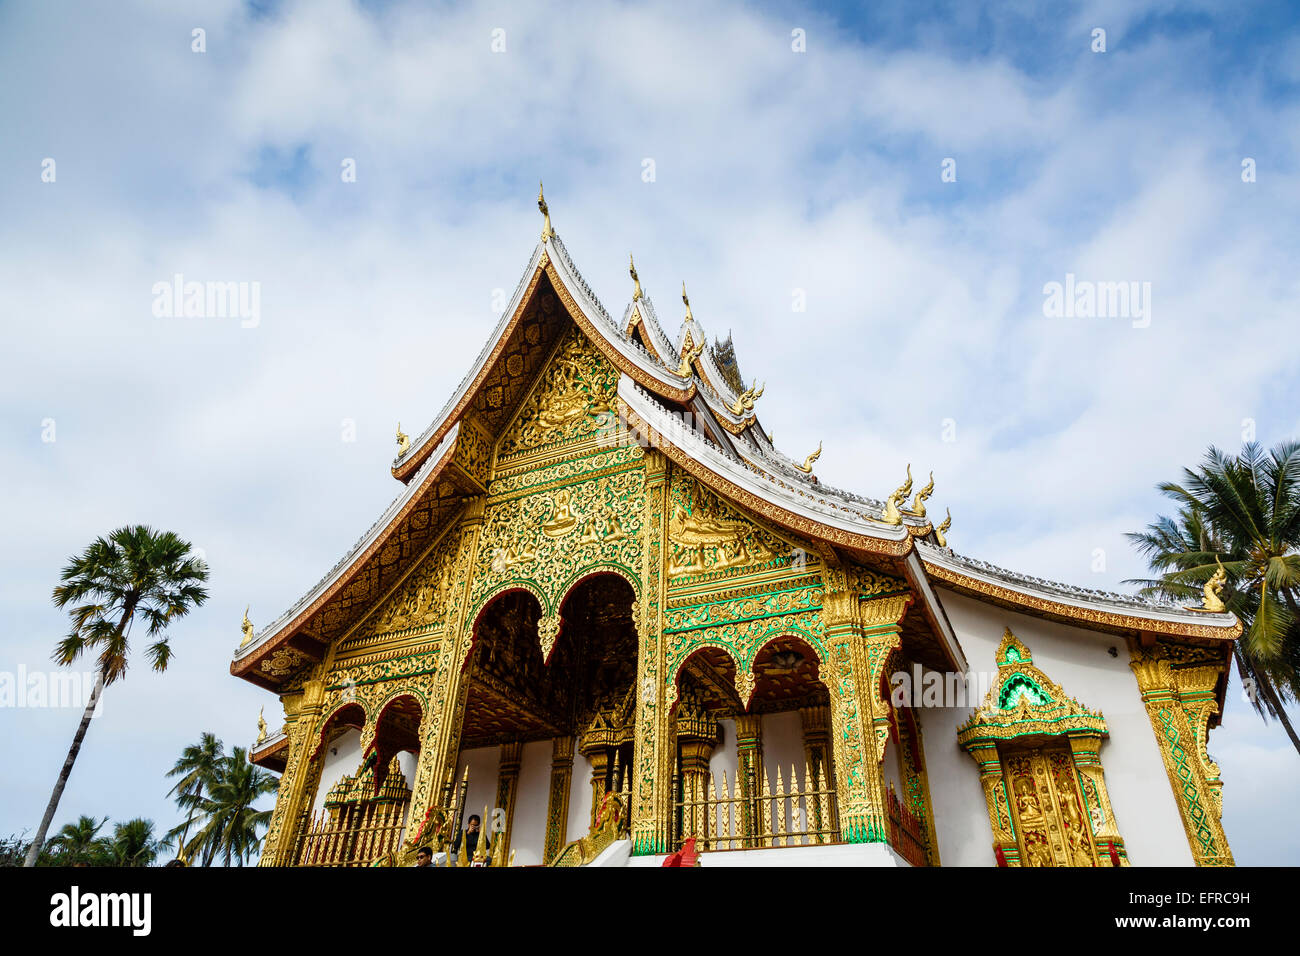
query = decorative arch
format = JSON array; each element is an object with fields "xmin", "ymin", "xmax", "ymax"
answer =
[
  {"xmin": 957, "ymin": 628, "xmax": 1127, "ymax": 867},
  {"xmin": 461, "ymin": 585, "xmax": 546, "ymax": 671},
  {"xmin": 556, "ymin": 563, "xmax": 642, "ymax": 607},
  {"xmin": 312, "ymin": 701, "xmax": 367, "ymax": 760}
]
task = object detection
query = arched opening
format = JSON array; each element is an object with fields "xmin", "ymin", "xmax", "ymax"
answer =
[
  {"xmin": 671, "ymin": 637, "xmax": 838, "ymax": 852},
  {"xmin": 451, "ymin": 574, "xmax": 638, "ymax": 865}
]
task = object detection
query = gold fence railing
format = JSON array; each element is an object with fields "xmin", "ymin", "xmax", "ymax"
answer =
[
  {"xmin": 295, "ymin": 799, "xmax": 410, "ymax": 867},
  {"xmin": 672, "ymin": 763, "xmax": 839, "ymax": 852}
]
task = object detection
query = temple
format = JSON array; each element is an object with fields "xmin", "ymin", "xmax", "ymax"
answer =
[{"xmin": 233, "ymin": 191, "xmax": 1239, "ymax": 867}]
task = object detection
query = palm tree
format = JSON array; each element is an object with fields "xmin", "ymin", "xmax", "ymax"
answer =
[
  {"xmin": 1127, "ymin": 441, "xmax": 1300, "ymax": 754},
  {"xmin": 111, "ymin": 818, "xmax": 162, "ymax": 867},
  {"xmin": 23, "ymin": 525, "xmax": 210, "ymax": 867},
  {"xmin": 184, "ymin": 748, "xmax": 277, "ymax": 866},
  {"xmin": 163, "ymin": 733, "xmax": 224, "ymax": 862},
  {"xmin": 45, "ymin": 814, "xmax": 111, "ymax": 866}
]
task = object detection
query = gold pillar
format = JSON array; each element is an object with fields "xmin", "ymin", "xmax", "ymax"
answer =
[
  {"xmin": 494, "ymin": 741, "xmax": 523, "ymax": 859},
  {"xmin": 894, "ymin": 703, "xmax": 940, "ymax": 865},
  {"xmin": 1128, "ymin": 639, "xmax": 1233, "ymax": 866},
  {"xmin": 823, "ymin": 591, "xmax": 909, "ymax": 843},
  {"xmin": 1066, "ymin": 733, "xmax": 1126, "ymax": 865},
  {"xmin": 543, "ymin": 736, "xmax": 575, "ymax": 863},
  {"xmin": 735, "ymin": 713, "xmax": 763, "ymax": 846},
  {"xmin": 967, "ymin": 741, "xmax": 1019, "ymax": 865},
  {"xmin": 259, "ymin": 679, "xmax": 328, "ymax": 865},
  {"xmin": 631, "ymin": 451, "xmax": 672, "ymax": 854},
  {"xmin": 799, "ymin": 705, "xmax": 834, "ymax": 793},
  {"xmin": 413, "ymin": 498, "xmax": 486, "ymax": 825},
  {"xmin": 799, "ymin": 705, "xmax": 835, "ymax": 842},
  {"xmin": 580, "ymin": 747, "xmax": 611, "ymax": 828}
]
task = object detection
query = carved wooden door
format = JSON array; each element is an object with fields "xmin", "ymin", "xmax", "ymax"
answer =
[{"xmin": 1003, "ymin": 745, "xmax": 1099, "ymax": 867}]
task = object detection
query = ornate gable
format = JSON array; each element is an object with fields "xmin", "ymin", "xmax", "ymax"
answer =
[
  {"xmin": 957, "ymin": 629, "xmax": 1108, "ymax": 746},
  {"xmin": 497, "ymin": 324, "xmax": 619, "ymax": 461}
]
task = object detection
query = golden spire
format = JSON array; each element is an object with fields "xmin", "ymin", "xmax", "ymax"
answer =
[
  {"xmin": 630, "ymin": 253, "xmax": 643, "ymax": 301},
  {"xmin": 682, "ymin": 281, "xmax": 694, "ymax": 322},
  {"xmin": 473, "ymin": 804, "xmax": 491, "ymax": 864},
  {"xmin": 794, "ymin": 441, "xmax": 822, "ymax": 474},
  {"xmin": 907, "ymin": 471, "xmax": 935, "ymax": 517},
  {"xmin": 239, "ymin": 605, "xmax": 254, "ymax": 648},
  {"xmin": 395, "ymin": 422, "xmax": 410, "ymax": 456},
  {"xmin": 882, "ymin": 465, "xmax": 913, "ymax": 525},
  {"xmin": 934, "ymin": 508, "xmax": 952, "ymax": 548},
  {"xmin": 537, "ymin": 180, "xmax": 555, "ymax": 240}
]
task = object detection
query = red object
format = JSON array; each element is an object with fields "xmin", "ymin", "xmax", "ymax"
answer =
[
  {"xmin": 662, "ymin": 837, "xmax": 700, "ymax": 867},
  {"xmin": 994, "ymin": 846, "xmax": 1007, "ymax": 867},
  {"xmin": 1109, "ymin": 845, "xmax": 1121, "ymax": 867}
]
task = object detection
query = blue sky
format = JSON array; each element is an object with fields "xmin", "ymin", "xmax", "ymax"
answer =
[{"xmin": 1, "ymin": 0, "xmax": 1298, "ymax": 864}]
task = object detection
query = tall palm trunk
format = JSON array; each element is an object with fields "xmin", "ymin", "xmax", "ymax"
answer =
[
  {"xmin": 1237, "ymin": 646, "xmax": 1300, "ymax": 755},
  {"xmin": 22, "ymin": 671, "xmax": 105, "ymax": 867},
  {"xmin": 24, "ymin": 601, "xmax": 132, "ymax": 868}
]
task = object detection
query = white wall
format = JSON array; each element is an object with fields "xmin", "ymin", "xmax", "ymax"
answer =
[
  {"xmin": 509, "ymin": 738, "xmax": 557, "ymax": 866},
  {"xmin": 922, "ymin": 588, "xmax": 1196, "ymax": 866},
  {"xmin": 312, "ymin": 728, "xmax": 362, "ymax": 812},
  {"xmin": 760, "ymin": 711, "xmax": 805, "ymax": 789},
  {"xmin": 453, "ymin": 744, "xmax": 501, "ymax": 836},
  {"xmin": 567, "ymin": 745, "xmax": 594, "ymax": 840}
]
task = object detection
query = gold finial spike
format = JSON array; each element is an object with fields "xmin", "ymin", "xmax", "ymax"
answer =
[
  {"xmin": 1202, "ymin": 555, "xmax": 1228, "ymax": 612},
  {"xmin": 794, "ymin": 441, "xmax": 822, "ymax": 474},
  {"xmin": 255, "ymin": 707, "xmax": 267, "ymax": 746},
  {"xmin": 537, "ymin": 180, "xmax": 555, "ymax": 240},
  {"xmin": 682, "ymin": 280, "xmax": 694, "ymax": 322},
  {"xmin": 629, "ymin": 253, "xmax": 643, "ymax": 301},
  {"xmin": 473, "ymin": 804, "xmax": 491, "ymax": 864},
  {"xmin": 908, "ymin": 471, "xmax": 935, "ymax": 517},
  {"xmin": 395, "ymin": 422, "xmax": 410, "ymax": 456},
  {"xmin": 934, "ymin": 507, "xmax": 952, "ymax": 548},
  {"xmin": 239, "ymin": 605, "xmax": 254, "ymax": 648}
]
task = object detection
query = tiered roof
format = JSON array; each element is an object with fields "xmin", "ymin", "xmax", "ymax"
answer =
[{"xmin": 232, "ymin": 209, "xmax": 1239, "ymax": 696}]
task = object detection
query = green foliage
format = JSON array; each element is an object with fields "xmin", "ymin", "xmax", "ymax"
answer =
[
  {"xmin": 168, "ymin": 738, "xmax": 278, "ymax": 866},
  {"xmin": 52, "ymin": 524, "xmax": 210, "ymax": 684},
  {"xmin": 1127, "ymin": 441, "xmax": 1300, "ymax": 751}
]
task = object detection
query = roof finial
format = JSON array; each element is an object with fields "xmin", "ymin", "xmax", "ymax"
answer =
[
  {"xmin": 934, "ymin": 508, "xmax": 952, "ymax": 548},
  {"xmin": 1201, "ymin": 555, "xmax": 1227, "ymax": 612},
  {"xmin": 682, "ymin": 281, "xmax": 694, "ymax": 322},
  {"xmin": 240, "ymin": 605, "xmax": 254, "ymax": 648},
  {"xmin": 907, "ymin": 471, "xmax": 935, "ymax": 517},
  {"xmin": 882, "ymin": 464, "xmax": 912, "ymax": 525},
  {"xmin": 629, "ymin": 254, "xmax": 643, "ymax": 301},
  {"xmin": 537, "ymin": 181, "xmax": 555, "ymax": 241},
  {"xmin": 396, "ymin": 422, "xmax": 410, "ymax": 456},
  {"xmin": 794, "ymin": 441, "xmax": 822, "ymax": 474}
]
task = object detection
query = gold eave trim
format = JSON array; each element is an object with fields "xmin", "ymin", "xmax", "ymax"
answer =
[{"xmin": 924, "ymin": 560, "xmax": 1243, "ymax": 642}]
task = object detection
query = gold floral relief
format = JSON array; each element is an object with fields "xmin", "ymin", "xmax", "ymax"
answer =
[
  {"xmin": 469, "ymin": 467, "xmax": 646, "ymax": 619},
  {"xmin": 666, "ymin": 472, "xmax": 806, "ymax": 586},
  {"xmin": 497, "ymin": 325, "xmax": 618, "ymax": 459},
  {"xmin": 352, "ymin": 530, "xmax": 462, "ymax": 642}
]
